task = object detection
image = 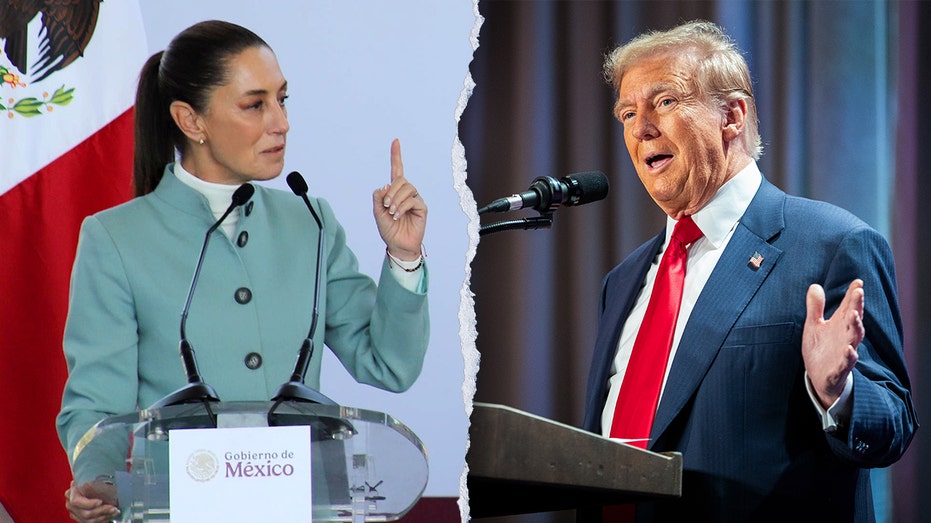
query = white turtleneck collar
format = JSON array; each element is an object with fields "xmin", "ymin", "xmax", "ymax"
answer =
[{"xmin": 172, "ymin": 163, "xmax": 243, "ymax": 239}]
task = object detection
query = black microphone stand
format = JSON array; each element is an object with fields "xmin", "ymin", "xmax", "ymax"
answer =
[
  {"xmin": 269, "ymin": 172, "xmax": 337, "ymax": 422},
  {"xmin": 479, "ymin": 214, "xmax": 554, "ymax": 237},
  {"xmin": 478, "ymin": 197, "xmax": 555, "ymax": 237},
  {"xmin": 478, "ymin": 176, "xmax": 560, "ymax": 236},
  {"xmin": 149, "ymin": 184, "xmax": 255, "ymax": 426}
]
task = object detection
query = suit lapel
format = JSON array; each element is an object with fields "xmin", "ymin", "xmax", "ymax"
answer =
[
  {"xmin": 649, "ymin": 179, "xmax": 788, "ymax": 447},
  {"xmin": 599, "ymin": 235, "xmax": 663, "ymax": 344},
  {"xmin": 585, "ymin": 233, "xmax": 663, "ymax": 432}
]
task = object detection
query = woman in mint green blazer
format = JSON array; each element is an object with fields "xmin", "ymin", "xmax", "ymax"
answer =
[{"xmin": 60, "ymin": 21, "xmax": 428, "ymax": 522}]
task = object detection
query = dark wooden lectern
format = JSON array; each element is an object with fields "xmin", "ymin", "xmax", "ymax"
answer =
[{"xmin": 467, "ymin": 402, "xmax": 682, "ymax": 518}]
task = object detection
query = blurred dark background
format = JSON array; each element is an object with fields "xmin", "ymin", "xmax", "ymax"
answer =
[{"xmin": 461, "ymin": 1, "xmax": 929, "ymax": 521}]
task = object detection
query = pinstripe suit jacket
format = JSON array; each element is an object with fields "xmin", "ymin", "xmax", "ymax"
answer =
[{"xmin": 582, "ymin": 178, "xmax": 916, "ymax": 522}]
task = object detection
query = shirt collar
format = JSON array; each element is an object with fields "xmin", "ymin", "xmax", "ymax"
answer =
[{"xmin": 666, "ymin": 161, "xmax": 763, "ymax": 249}]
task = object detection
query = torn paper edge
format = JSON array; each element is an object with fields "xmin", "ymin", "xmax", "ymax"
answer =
[{"xmin": 455, "ymin": 0, "xmax": 483, "ymax": 521}]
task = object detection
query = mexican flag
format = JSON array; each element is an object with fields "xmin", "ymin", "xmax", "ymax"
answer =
[{"xmin": 0, "ymin": 2, "xmax": 146, "ymax": 521}]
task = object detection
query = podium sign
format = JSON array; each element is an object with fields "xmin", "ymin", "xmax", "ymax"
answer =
[
  {"xmin": 71, "ymin": 401, "xmax": 428, "ymax": 522},
  {"xmin": 168, "ymin": 425, "xmax": 312, "ymax": 521}
]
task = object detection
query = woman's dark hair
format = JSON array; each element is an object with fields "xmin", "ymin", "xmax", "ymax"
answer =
[{"xmin": 133, "ymin": 20, "xmax": 269, "ymax": 196}]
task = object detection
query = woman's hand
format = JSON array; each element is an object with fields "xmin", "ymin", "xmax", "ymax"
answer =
[
  {"xmin": 65, "ymin": 480, "xmax": 119, "ymax": 523},
  {"xmin": 372, "ymin": 139, "xmax": 427, "ymax": 260}
]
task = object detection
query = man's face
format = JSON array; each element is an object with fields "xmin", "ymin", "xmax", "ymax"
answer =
[{"xmin": 615, "ymin": 52, "xmax": 736, "ymax": 219}]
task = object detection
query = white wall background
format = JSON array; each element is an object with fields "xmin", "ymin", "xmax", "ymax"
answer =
[{"xmin": 140, "ymin": 0, "xmax": 477, "ymax": 497}]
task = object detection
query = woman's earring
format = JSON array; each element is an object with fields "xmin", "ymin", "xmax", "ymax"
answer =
[{"xmin": 198, "ymin": 138, "xmax": 205, "ymax": 145}]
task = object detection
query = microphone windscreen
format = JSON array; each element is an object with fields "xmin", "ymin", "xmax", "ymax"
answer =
[
  {"xmin": 565, "ymin": 171, "xmax": 609, "ymax": 205},
  {"xmin": 286, "ymin": 171, "xmax": 309, "ymax": 196},
  {"xmin": 232, "ymin": 183, "xmax": 255, "ymax": 206}
]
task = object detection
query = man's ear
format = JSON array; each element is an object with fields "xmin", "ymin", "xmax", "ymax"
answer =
[
  {"xmin": 722, "ymin": 97, "xmax": 748, "ymax": 143},
  {"xmin": 169, "ymin": 100, "xmax": 206, "ymax": 144}
]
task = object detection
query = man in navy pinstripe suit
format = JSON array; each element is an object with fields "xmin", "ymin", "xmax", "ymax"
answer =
[{"xmin": 582, "ymin": 21, "xmax": 917, "ymax": 522}]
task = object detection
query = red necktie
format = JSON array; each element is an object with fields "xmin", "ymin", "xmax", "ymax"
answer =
[{"xmin": 609, "ymin": 215, "xmax": 703, "ymax": 448}]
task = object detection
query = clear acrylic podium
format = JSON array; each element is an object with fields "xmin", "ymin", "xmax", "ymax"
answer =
[{"xmin": 70, "ymin": 401, "xmax": 428, "ymax": 522}]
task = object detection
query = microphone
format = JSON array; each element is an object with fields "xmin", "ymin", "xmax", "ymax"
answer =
[
  {"xmin": 149, "ymin": 183, "xmax": 255, "ymax": 410},
  {"xmin": 477, "ymin": 171, "xmax": 609, "ymax": 215},
  {"xmin": 271, "ymin": 171, "xmax": 337, "ymax": 406}
]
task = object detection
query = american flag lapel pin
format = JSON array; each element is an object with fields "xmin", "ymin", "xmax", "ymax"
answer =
[{"xmin": 748, "ymin": 251, "xmax": 764, "ymax": 269}]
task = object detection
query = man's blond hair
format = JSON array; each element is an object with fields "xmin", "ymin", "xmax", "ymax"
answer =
[{"xmin": 605, "ymin": 20, "xmax": 762, "ymax": 160}]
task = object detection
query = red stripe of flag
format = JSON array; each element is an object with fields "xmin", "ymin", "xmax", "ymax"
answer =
[{"xmin": 0, "ymin": 108, "xmax": 134, "ymax": 522}]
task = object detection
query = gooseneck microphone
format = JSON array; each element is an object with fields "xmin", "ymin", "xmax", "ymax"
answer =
[
  {"xmin": 149, "ymin": 183, "xmax": 255, "ymax": 410},
  {"xmin": 477, "ymin": 171, "xmax": 609, "ymax": 215},
  {"xmin": 271, "ymin": 171, "xmax": 337, "ymax": 407}
]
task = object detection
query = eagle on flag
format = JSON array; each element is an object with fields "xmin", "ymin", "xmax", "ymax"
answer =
[{"xmin": 0, "ymin": 0, "xmax": 102, "ymax": 82}]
